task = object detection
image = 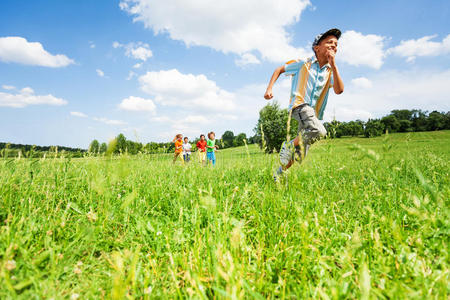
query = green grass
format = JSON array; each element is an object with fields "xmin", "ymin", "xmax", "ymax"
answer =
[{"xmin": 1, "ymin": 131, "xmax": 449, "ymax": 299}]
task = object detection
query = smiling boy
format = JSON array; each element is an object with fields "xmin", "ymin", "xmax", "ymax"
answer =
[{"xmin": 264, "ymin": 28, "xmax": 344, "ymax": 180}]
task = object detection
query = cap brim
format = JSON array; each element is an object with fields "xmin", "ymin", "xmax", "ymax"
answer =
[{"xmin": 322, "ymin": 28, "xmax": 341, "ymax": 40}]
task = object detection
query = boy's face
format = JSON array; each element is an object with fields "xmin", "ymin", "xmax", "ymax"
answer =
[
  {"xmin": 201, "ymin": 136, "xmax": 205, "ymax": 141},
  {"xmin": 210, "ymin": 134, "xmax": 215, "ymax": 140},
  {"xmin": 184, "ymin": 138, "xmax": 188, "ymax": 143},
  {"xmin": 314, "ymin": 35, "xmax": 338, "ymax": 59}
]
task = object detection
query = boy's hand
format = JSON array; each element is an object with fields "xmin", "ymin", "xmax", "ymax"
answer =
[
  {"xmin": 326, "ymin": 49, "xmax": 336, "ymax": 67},
  {"xmin": 264, "ymin": 88, "xmax": 273, "ymax": 100}
]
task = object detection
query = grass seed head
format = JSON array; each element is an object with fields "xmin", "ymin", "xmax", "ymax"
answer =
[{"xmin": 5, "ymin": 260, "xmax": 16, "ymax": 271}]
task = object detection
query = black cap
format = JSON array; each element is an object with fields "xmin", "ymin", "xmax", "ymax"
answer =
[{"xmin": 312, "ymin": 28, "xmax": 341, "ymax": 51}]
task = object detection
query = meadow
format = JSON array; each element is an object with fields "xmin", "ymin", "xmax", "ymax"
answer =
[{"xmin": 0, "ymin": 131, "xmax": 449, "ymax": 299}]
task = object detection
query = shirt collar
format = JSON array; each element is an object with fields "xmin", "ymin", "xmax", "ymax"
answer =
[{"xmin": 310, "ymin": 56, "xmax": 330, "ymax": 70}]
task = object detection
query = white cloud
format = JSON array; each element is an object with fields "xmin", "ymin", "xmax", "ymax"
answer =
[
  {"xmin": 93, "ymin": 117, "xmax": 127, "ymax": 126},
  {"xmin": 119, "ymin": 96, "xmax": 156, "ymax": 113},
  {"xmin": 151, "ymin": 115, "xmax": 172, "ymax": 123},
  {"xmin": 89, "ymin": 41, "xmax": 96, "ymax": 49},
  {"xmin": 182, "ymin": 115, "xmax": 209, "ymax": 124},
  {"xmin": 113, "ymin": 41, "xmax": 153, "ymax": 61},
  {"xmin": 96, "ymin": 69, "xmax": 105, "ymax": 77},
  {"xmin": 388, "ymin": 34, "xmax": 450, "ymax": 62},
  {"xmin": 119, "ymin": 0, "xmax": 311, "ymax": 63},
  {"xmin": 70, "ymin": 111, "xmax": 88, "ymax": 118},
  {"xmin": 129, "ymin": 46, "xmax": 153, "ymax": 61},
  {"xmin": 338, "ymin": 30, "xmax": 386, "ymax": 69},
  {"xmin": 0, "ymin": 36, "xmax": 74, "ymax": 67},
  {"xmin": 350, "ymin": 77, "xmax": 372, "ymax": 89},
  {"xmin": 2, "ymin": 85, "xmax": 15, "ymax": 90},
  {"xmin": 139, "ymin": 69, "xmax": 236, "ymax": 111},
  {"xmin": 0, "ymin": 86, "xmax": 68, "ymax": 108},
  {"xmin": 20, "ymin": 87, "xmax": 34, "ymax": 94},
  {"xmin": 126, "ymin": 71, "xmax": 136, "ymax": 80},
  {"xmin": 324, "ymin": 69, "xmax": 450, "ymax": 122},
  {"xmin": 133, "ymin": 63, "xmax": 142, "ymax": 69},
  {"xmin": 235, "ymin": 53, "xmax": 261, "ymax": 67}
]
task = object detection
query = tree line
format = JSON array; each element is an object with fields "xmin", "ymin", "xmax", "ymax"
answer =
[
  {"xmin": 254, "ymin": 103, "xmax": 450, "ymax": 153},
  {"xmin": 324, "ymin": 109, "xmax": 450, "ymax": 138},
  {"xmin": 0, "ymin": 142, "xmax": 86, "ymax": 158},
  {"xmin": 88, "ymin": 132, "xmax": 260, "ymax": 155}
]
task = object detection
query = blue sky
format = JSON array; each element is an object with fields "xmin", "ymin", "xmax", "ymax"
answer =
[{"xmin": 0, "ymin": 0, "xmax": 449, "ymax": 148}]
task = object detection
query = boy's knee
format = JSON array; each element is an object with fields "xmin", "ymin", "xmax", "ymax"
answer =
[{"xmin": 318, "ymin": 127, "xmax": 327, "ymax": 138}]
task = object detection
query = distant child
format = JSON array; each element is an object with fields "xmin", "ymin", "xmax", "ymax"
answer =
[
  {"xmin": 196, "ymin": 134, "xmax": 207, "ymax": 165},
  {"xmin": 172, "ymin": 134, "xmax": 184, "ymax": 164},
  {"xmin": 206, "ymin": 131, "xmax": 219, "ymax": 166},
  {"xmin": 264, "ymin": 28, "xmax": 344, "ymax": 181},
  {"xmin": 182, "ymin": 137, "xmax": 192, "ymax": 162}
]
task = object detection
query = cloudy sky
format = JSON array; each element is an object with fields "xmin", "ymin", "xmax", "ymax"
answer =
[{"xmin": 0, "ymin": 0, "xmax": 449, "ymax": 148}]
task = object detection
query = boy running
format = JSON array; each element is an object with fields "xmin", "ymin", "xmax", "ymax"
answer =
[
  {"xmin": 196, "ymin": 134, "xmax": 207, "ymax": 165},
  {"xmin": 182, "ymin": 137, "xmax": 192, "ymax": 162},
  {"xmin": 206, "ymin": 131, "xmax": 219, "ymax": 166},
  {"xmin": 172, "ymin": 134, "xmax": 184, "ymax": 164},
  {"xmin": 264, "ymin": 28, "xmax": 344, "ymax": 180}
]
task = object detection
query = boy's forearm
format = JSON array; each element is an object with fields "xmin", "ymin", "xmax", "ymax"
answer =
[
  {"xmin": 331, "ymin": 64, "xmax": 344, "ymax": 94},
  {"xmin": 266, "ymin": 66, "xmax": 283, "ymax": 91}
]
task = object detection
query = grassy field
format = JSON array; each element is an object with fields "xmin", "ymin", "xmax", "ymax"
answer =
[{"xmin": 0, "ymin": 131, "xmax": 449, "ymax": 299}]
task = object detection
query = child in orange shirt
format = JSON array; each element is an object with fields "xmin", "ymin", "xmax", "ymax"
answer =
[{"xmin": 172, "ymin": 134, "xmax": 184, "ymax": 164}]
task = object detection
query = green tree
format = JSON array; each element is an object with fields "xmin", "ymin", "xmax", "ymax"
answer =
[
  {"xmin": 411, "ymin": 109, "xmax": 428, "ymax": 131},
  {"xmin": 116, "ymin": 133, "xmax": 127, "ymax": 154},
  {"xmin": 364, "ymin": 119, "xmax": 384, "ymax": 138},
  {"xmin": 99, "ymin": 142, "xmax": 107, "ymax": 153},
  {"xmin": 349, "ymin": 120, "xmax": 365, "ymax": 136},
  {"xmin": 445, "ymin": 112, "xmax": 450, "ymax": 129},
  {"xmin": 233, "ymin": 133, "xmax": 247, "ymax": 147},
  {"xmin": 255, "ymin": 102, "xmax": 298, "ymax": 153},
  {"xmin": 391, "ymin": 109, "xmax": 413, "ymax": 121},
  {"xmin": 248, "ymin": 134, "xmax": 260, "ymax": 144},
  {"xmin": 398, "ymin": 119, "xmax": 413, "ymax": 132},
  {"xmin": 337, "ymin": 122, "xmax": 352, "ymax": 137},
  {"xmin": 381, "ymin": 115, "xmax": 400, "ymax": 133},
  {"xmin": 221, "ymin": 131, "xmax": 235, "ymax": 148},
  {"xmin": 324, "ymin": 120, "xmax": 340, "ymax": 138},
  {"xmin": 88, "ymin": 139, "xmax": 99, "ymax": 154},
  {"xmin": 427, "ymin": 111, "xmax": 446, "ymax": 131}
]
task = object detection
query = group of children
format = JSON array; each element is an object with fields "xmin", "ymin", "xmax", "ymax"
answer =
[{"xmin": 172, "ymin": 131, "xmax": 219, "ymax": 165}]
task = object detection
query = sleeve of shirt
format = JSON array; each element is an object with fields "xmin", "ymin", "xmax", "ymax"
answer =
[
  {"xmin": 284, "ymin": 59, "xmax": 304, "ymax": 76},
  {"xmin": 329, "ymin": 72, "xmax": 334, "ymax": 89}
]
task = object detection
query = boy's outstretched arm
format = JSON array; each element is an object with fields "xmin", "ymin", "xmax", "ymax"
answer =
[
  {"xmin": 264, "ymin": 65, "xmax": 285, "ymax": 100},
  {"xmin": 327, "ymin": 50, "xmax": 344, "ymax": 94}
]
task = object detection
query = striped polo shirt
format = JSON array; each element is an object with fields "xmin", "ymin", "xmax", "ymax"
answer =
[{"xmin": 284, "ymin": 56, "xmax": 334, "ymax": 120}]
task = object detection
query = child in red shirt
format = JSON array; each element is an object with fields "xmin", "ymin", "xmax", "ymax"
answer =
[{"xmin": 196, "ymin": 134, "xmax": 207, "ymax": 165}]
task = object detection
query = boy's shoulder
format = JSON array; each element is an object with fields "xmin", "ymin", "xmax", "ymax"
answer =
[
  {"xmin": 285, "ymin": 58, "xmax": 300, "ymax": 65},
  {"xmin": 285, "ymin": 57, "xmax": 313, "ymax": 65}
]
